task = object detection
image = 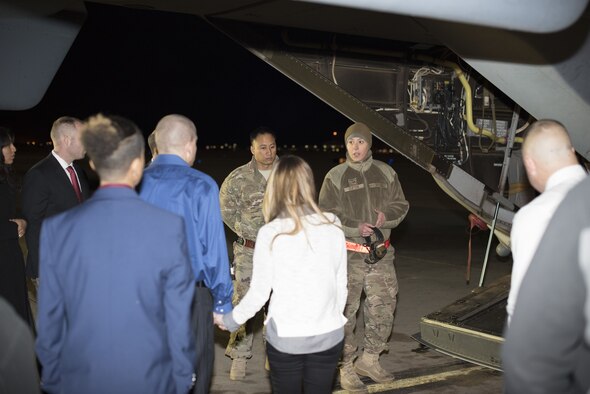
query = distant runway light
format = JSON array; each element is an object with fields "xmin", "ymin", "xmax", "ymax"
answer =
[{"xmin": 332, "ymin": 131, "xmax": 337, "ymax": 136}]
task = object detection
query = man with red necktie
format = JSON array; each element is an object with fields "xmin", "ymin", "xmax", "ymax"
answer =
[{"xmin": 22, "ymin": 116, "xmax": 90, "ymax": 286}]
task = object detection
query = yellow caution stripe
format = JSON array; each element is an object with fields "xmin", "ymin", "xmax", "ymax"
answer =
[{"xmin": 332, "ymin": 365, "xmax": 487, "ymax": 393}]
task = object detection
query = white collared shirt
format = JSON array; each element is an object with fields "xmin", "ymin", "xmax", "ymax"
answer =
[
  {"xmin": 52, "ymin": 150, "xmax": 81, "ymax": 189},
  {"xmin": 507, "ymin": 165, "xmax": 587, "ymax": 324}
]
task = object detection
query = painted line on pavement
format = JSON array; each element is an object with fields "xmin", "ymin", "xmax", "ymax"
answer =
[{"xmin": 332, "ymin": 365, "xmax": 487, "ymax": 393}]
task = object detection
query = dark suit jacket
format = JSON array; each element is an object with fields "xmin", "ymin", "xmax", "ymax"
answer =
[
  {"xmin": 35, "ymin": 187, "xmax": 196, "ymax": 394},
  {"xmin": 21, "ymin": 153, "xmax": 90, "ymax": 278}
]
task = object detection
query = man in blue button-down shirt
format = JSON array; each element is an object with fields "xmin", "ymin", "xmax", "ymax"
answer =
[{"xmin": 140, "ymin": 114, "xmax": 233, "ymax": 394}]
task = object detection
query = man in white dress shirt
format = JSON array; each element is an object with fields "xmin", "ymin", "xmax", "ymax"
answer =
[{"xmin": 506, "ymin": 119, "xmax": 587, "ymax": 324}]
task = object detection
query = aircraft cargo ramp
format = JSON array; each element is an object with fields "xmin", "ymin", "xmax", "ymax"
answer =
[{"xmin": 414, "ymin": 276, "xmax": 509, "ymax": 371}]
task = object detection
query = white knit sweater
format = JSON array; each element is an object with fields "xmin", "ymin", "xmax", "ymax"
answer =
[{"xmin": 231, "ymin": 212, "xmax": 348, "ymax": 337}]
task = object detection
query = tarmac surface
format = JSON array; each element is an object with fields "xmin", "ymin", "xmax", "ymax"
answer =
[{"xmin": 17, "ymin": 146, "xmax": 511, "ymax": 393}]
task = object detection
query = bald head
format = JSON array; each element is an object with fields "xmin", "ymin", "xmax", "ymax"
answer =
[
  {"xmin": 522, "ymin": 119, "xmax": 578, "ymax": 192},
  {"xmin": 154, "ymin": 114, "xmax": 197, "ymax": 165}
]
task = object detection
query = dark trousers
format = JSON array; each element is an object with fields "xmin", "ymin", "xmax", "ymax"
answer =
[
  {"xmin": 266, "ymin": 340, "xmax": 343, "ymax": 394},
  {"xmin": 191, "ymin": 286, "xmax": 213, "ymax": 394}
]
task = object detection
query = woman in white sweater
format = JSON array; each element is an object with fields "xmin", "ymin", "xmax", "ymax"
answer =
[{"xmin": 219, "ymin": 155, "xmax": 348, "ymax": 393}]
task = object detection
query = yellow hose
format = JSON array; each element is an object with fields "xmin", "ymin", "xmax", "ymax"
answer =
[{"xmin": 415, "ymin": 56, "xmax": 523, "ymax": 145}]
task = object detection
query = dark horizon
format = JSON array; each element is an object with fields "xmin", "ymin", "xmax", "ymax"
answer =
[{"xmin": 0, "ymin": 2, "xmax": 350, "ymax": 145}]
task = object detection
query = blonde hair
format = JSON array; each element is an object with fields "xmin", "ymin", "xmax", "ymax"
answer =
[
  {"xmin": 262, "ymin": 155, "xmax": 335, "ymax": 245},
  {"xmin": 50, "ymin": 116, "xmax": 81, "ymax": 147}
]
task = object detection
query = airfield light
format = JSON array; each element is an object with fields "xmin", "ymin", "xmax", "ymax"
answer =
[{"xmin": 332, "ymin": 131, "xmax": 337, "ymax": 136}]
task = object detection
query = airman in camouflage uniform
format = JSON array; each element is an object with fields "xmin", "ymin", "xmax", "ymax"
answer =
[
  {"xmin": 219, "ymin": 126, "xmax": 278, "ymax": 380},
  {"xmin": 319, "ymin": 122, "xmax": 409, "ymax": 393}
]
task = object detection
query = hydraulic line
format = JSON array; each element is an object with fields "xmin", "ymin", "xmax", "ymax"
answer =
[{"xmin": 417, "ymin": 56, "xmax": 523, "ymax": 145}]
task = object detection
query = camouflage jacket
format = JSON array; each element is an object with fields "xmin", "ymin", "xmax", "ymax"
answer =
[
  {"xmin": 220, "ymin": 156, "xmax": 276, "ymax": 241},
  {"xmin": 319, "ymin": 152, "xmax": 409, "ymax": 244}
]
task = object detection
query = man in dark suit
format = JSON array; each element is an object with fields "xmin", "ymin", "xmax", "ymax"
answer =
[
  {"xmin": 35, "ymin": 114, "xmax": 196, "ymax": 394},
  {"xmin": 22, "ymin": 116, "xmax": 90, "ymax": 282}
]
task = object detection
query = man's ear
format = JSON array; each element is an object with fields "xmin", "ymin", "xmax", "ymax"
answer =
[
  {"xmin": 184, "ymin": 140, "xmax": 194, "ymax": 163},
  {"xmin": 185, "ymin": 137, "xmax": 199, "ymax": 163},
  {"xmin": 523, "ymin": 155, "xmax": 542, "ymax": 192},
  {"xmin": 523, "ymin": 155, "xmax": 536, "ymax": 176},
  {"xmin": 250, "ymin": 144, "xmax": 255, "ymax": 156},
  {"xmin": 64, "ymin": 133, "xmax": 72, "ymax": 147},
  {"xmin": 131, "ymin": 156, "xmax": 143, "ymax": 170},
  {"xmin": 130, "ymin": 156, "xmax": 144, "ymax": 184},
  {"xmin": 89, "ymin": 160, "xmax": 96, "ymax": 171}
]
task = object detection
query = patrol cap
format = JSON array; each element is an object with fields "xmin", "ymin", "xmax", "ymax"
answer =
[{"xmin": 344, "ymin": 122, "xmax": 372, "ymax": 148}]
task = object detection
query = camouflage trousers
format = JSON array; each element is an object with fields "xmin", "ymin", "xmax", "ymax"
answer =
[
  {"xmin": 225, "ymin": 243, "xmax": 264, "ymax": 359},
  {"xmin": 342, "ymin": 247, "xmax": 399, "ymax": 363}
]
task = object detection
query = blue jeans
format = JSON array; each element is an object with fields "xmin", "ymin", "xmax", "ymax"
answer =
[{"xmin": 266, "ymin": 340, "xmax": 344, "ymax": 393}]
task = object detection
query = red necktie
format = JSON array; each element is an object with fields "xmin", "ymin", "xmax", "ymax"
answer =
[{"xmin": 66, "ymin": 165, "xmax": 82, "ymax": 203}]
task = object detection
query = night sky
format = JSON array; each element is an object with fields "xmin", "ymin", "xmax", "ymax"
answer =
[{"xmin": 0, "ymin": 2, "xmax": 350, "ymax": 146}]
